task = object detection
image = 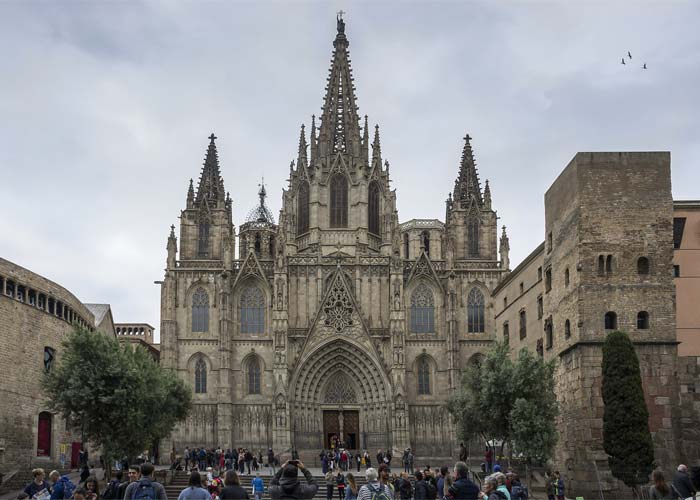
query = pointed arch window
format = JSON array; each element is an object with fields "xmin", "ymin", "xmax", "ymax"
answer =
[
  {"xmin": 254, "ymin": 233, "xmax": 262, "ymax": 256},
  {"xmin": 248, "ymin": 358, "xmax": 261, "ymax": 395},
  {"xmin": 420, "ymin": 231, "xmax": 430, "ymax": 257},
  {"xmin": 192, "ymin": 288, "xmax": 209, "ymax": 332},
  {"xmin": 240, "ymin": 286, "xmax": 265, "ymax": 334},
  {"xmin": 194, "ymin": 358, "xmax": 207, "ymax": 393},
  {"xmin": 418, "ymin": 357, "xmax": 431, "ymax": 395},
  {"xmin": 297, "ymin": 182, "xmax": 310, "ymax": 235},
  {"xmin": 198, "ymin": 222, "xmax": 209, "ymax": 257},
  {"xmin": 468, "ymin": 218, "xmax": 479, "ymax": 257},
  {"xmin": 467, "ymin": 288, "xmax": 485, "ymax": 333},
  {"xmin": 368, "ymin": 181, "xmax": 380, "ymax": 235},
  {"xmin": 330, "ymin": 175, "xmax": 348, "ymax": 228},
  {"xmin": 410, "ymin": 282, "xmax": 435, "ymax": 333},
  {"xmin": 403, "ymin": 233, "xmax": 409, "ymax": 259}
]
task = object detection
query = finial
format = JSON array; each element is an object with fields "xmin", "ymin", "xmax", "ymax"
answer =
[
  {"xmin": 209, "ymin": 133, "xmax": 217, "ymax": 143},
  {"xmin": 258, "ymin": 177, "xmax": 267, "ymax": 204},
  {"xmin": 336, "ymin": 10, "xmax": 346, "ymax": 34},
  {"xmin": 464, "ymin": 134, "xmax": 471, "ymax": 142},
  {"xmin": 170, "ymin": 224, "xmax": 175, "ymax": 238}
]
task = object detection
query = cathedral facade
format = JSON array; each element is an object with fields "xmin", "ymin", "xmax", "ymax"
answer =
[{"xmin": 158, "ymin": 16, "xmax": 506, "ymax": 460}]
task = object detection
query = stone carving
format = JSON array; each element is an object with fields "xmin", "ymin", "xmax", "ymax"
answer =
[
  {"xmin": 324, "ymin": 374, "xmax": 357, "ymax": 403},
  {"xmin": 323, "ymin": 273, "xmax": 354, "ymax": 333}
]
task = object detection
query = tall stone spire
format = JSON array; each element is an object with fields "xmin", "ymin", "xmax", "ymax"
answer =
[
  {"xmin": 500, "ymin": 225, "xmax": 510, "ymax": 271},
  {"xmin": 186, "ymin": 178, "xmax": 195, "ymax": 208},
  {"xmin": 483, "ymin": 179, "xmax": 492, "ymax": 210},
  {"xmin": 453, "ymin": 134, "xmax": 483, "ymax": 207},
  {"xmin": 317, "ymin": 14, "xmax": 362, "ymax": 159},
  {"xmin": 297, "ymin": 124, "xmax": 308, "ymax": 166},
  {"xmin": 195, "ymin": 133, "xmax": 226, "ymax": 206},
  {"xmin": 371, "ymin": 124, "xmax": 382, "ymax": 168},
  {"xmin": 362, "ymin": 115, "xmax": 369, "ymax": 165}
]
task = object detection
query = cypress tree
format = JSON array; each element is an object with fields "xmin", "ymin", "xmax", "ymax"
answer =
[{"xmin": 602, "ymin": 330, "xmax": 655, "ymax": 488}]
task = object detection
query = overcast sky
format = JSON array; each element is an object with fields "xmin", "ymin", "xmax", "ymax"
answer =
[{"xmin": 1, "ymin": 1, "xmax": 699, "ymax": 341}]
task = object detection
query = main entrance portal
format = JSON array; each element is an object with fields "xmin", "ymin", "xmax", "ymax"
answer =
[{"xmin": 323, "ymin": 410, "xmax": 359, "ymax": 450}]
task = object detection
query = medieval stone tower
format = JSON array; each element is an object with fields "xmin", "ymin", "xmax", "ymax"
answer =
[{"xmin": 158, "ymin": 16, "xmax": 509, "ymax": 459}]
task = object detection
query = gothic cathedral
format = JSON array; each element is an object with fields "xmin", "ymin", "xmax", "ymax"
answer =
[{"xmin": 159, "ymin": 17, "xmax": 509, "ymax": 459}]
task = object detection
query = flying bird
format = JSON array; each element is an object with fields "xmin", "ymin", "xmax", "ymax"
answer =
[
  {"xmin": 628, "ymin": 51, "xmax": 632, "ymax": 59},
  {"xmin": 643, "ymin": 63, "xmax": 647, "ymax": 69},
  {"xmin": 621, "ymin": 58, "xmax": 626, "ymax": 65}
]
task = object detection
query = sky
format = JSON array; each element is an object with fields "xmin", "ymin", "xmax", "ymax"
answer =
[{"xmin": 1, "ymin": 1, "xmax": 699, "ymax": 342}]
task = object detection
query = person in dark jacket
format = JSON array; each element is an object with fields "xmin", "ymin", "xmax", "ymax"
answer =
[
  {"xmin": 23, "ymin": 469, "xmax": 50, "ymax": 498},
  {"xmin": 270, "ymin": 460, "xmax": 318, "ymax": 500},
  {"xmin": 446, "ymin": 462, "xmax": 480, "ymax": 500},
  {"xmin": 221, "ymin": 470, "xmax": 250, "ymax": 499},
  {"xmin": 673, "ymin": 464, "xmax": 696, "ymax": 499},
  {"xmin": 414, "ymin": 471, "xmax": 435, "ymax": 500}
]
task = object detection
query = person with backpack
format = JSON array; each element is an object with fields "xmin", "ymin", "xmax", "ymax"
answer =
[
  {"xmin": 397, "ymin": 472, "xmax": 412, "ymax": 500},
  {"xmin": 357, "ymin": 468, "xmax": 393, "ymax": 500},
  {"xmin": 252, "ymin": 472, "xmax": 265, "ymax": 500},
  {"xmin": 510, "ymin": 474, "xmax": 528, "ymax": 500},
  {"xmin": 49, "ymin": 470, "xmax": 75, "ymax": 500},
  {"xmin": 479, "ymin": 476, "xmax": 507, "ymax": 500},
  {"xmin": 178, "ymin": 472, "xmax": 210, "ymax": 500},
  {"xmin": 123, "ymin": 463, "xmax": 168, "ymax": 500},
  {"xmin": 413, "ymin": 471, "xmax": 432, "ymax": 500},
  {"xmin": 120, "ymin": 466, "xmax": 140, "ymax": 500},
  {"xmin": 445, "ymin": 462, "xmax": 479, "ymax": 500},
  {"xmin": 269, "ymin": 460, "xmax": 318, "ymax": 500},
  {"xmin": 102, "ymin": 470, "xmax": 123, "ymax": 500}
]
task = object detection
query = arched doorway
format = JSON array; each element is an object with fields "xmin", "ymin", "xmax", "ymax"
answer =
[
  {"xmin": 289, "ymin": 338, "xmax": 393, "ymax": 452},
  {"xmin": 37, "ymin": 412, "xmax": 52, "ymax": 457}
]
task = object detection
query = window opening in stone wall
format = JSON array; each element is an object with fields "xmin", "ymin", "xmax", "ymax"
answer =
[
  {"xmin": 240, "ymin": 286, "xmax": 265, "ymax": 334},
  {"xmin": 368, "ymin": 181, "xmax": 380, "ymax": 235},
  {"xmin": 467, "ymin": 288, "xmax": 485, "ymax": 333},
  {"xmin": 545, "ymin": 317, "xmax": 553, "ymax": 349},
  {"xmin": 674, "ymin": 265, "xmax": 680, "ymax": 278},
  {"xmin": 194, "ymin": 358, "xmax": 207, "ymax": 393},
  {"xmin": 467, "ymin": 218, "xmax": 479, "ymax": 257},
  {"xmin": 637, "ymin": 257, "xmax": 650, "ymax": 275},
  {"xmin": 192, "ymin": 288, "xmax": 210, "ymax": 332},
  {"xmin": 297, "ymin": 181, "xmax": 310, "ymax": 235},
  {"xmin": 420, "ymin": 230, "xmax": 430, "ymax": 257},
  {"xmin": 403, "ymin": 233, "xmax": 409, "ymax": 259},
  {"xmin": 503, "ymin": 322, "xmax": 510, "ymax": 346},
  {"xmin": 673, "ymin": 217, "xmax": 686, "ymax": 249},
  {"xmin": 519, "ymin": 309, "xmax": 527, "ymax": 339},
  {"xmin": 545, "ymin": 267, "xmax": 552, "ymax": 293},
  {"xmin": 606, "ymin": 255, "xmax": 613, "ymax": 274},
  {"xmin": 519, "ymin": 282, "xmax": 524, "ymax": 295},
  {"xmin": 48, "ymin": 298, "xmax": 55, "ymax": 314},
  {"xmin": 565, "ymin": 319, "xmax": 571, "ymax": 339},
  {"xmin": 248, "ymin": 359, "xmax": 261, "ymax": 394},
  {"xmin": 44, "ymin": 346, "xmax": 55, "ymax": 373},
  {"xmin": 537, "ymin": 295, "xmax": 543, "ymax": 319},
  {"xmin": 0, "ymin": 276, "xmax": 3, "ymax": 295},
  {"xmin": 598, "ymin": 255, "xmax": 605, "ymax": 276},
  {"xmin": 547, "ymin": 231, "xmax": 553, "ymax": 253},
  {"xmin": 38, "ymin": 294, "xmax": 46, "ymax": 310},
  {"xmin": 418, "ymin": 357, "xmax": 431, "ymax": 395},
  {"xmin": 37, "ymin": 412, "xmax": 52, "ymax": 457},
  {"xmin": 637, "ymin": 311, "xmax": 649, "ymax": 329},
  {"xmin": 17, "ymin": 285, "xmax": 26, "ymax": 302},
  {"xmin": 503, "ymin": 296, "xmax": 507, "ymax": 308},
  {"xmin": 536, "ymin": 339, "xmax": 543, "ymax": 357},
  {"xmin": 5, "ymin": 280, "xmax": 15, "ymax": 298},
  {"xmin": 410, "ymin": 282, "xmax": 435, "ymax": 333},
  {"xmin": 330, "ymin": 174, "xmax": 348, "ymax": 228},
  {"xmin": 56, "ymin": 302, "xmax": 63, "ymax": 318},
  {"xmin": 604, "ymin": 311, "xmax": 617, "ymax": 330},
  {"xmin": 565, "ymin": 268, "xmax": 570, "ymax": 286},
  {"xmin": 198, "ymin": 222, "xmax": 210, "ymax": 258},
  {"xmin": 28, "ymin": 289, "xmax": 36, "ymax": 306},
  {"xmin": 538, "ymin": 267, "xmax": 542, "ymax": 281},
  {"xmin": 254, "ymin": 233, "xmax": 262, "ymax": 256}
]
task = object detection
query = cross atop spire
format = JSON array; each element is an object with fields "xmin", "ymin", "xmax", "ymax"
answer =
[
  {"xmin": 453, "ymin": 134, "xmax": 483, "ymax": 207},
  {"xmin": 195, "ymin": 133, "xmax": 226, "ymax": 207}
]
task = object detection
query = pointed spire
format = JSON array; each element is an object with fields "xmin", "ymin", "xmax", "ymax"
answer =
[
  {"xmin": 318, "ymin": 15, "xmax": 362, "ymax": 159},
  {"xmin": 167, "ymin": 224, "xmax": 177, "ymax": 268},
  {"xmin": 483, "ymin": 179, "xmax": 492, "ymax": 210},
  {"xmin": 500, "ymin": 225, "xmax": 510, "ymax": 271},
  {"xmin": 169, "ymin": 224, "xmax": 176, "ymax": 239},
  {"xmin": 453, "ymin": 134, "xmax": 483, "ymax": 207},
  {"xmin": 309, "ymin": 115, "xmax": 317, "ymax": 162},
  {"xmin": 362, "ymin": 115, "xmax": 369, "ymax": 165},
  {"xmin": 195, "ymin": 133, "xmax": 226, "ymax": 207},
  {"xmin": 371, "ymin": 124, "xmax": 382, "ymax": 167},
  {"xmin": 297, "ymin": 124, "xmax": 308, "ymax": 166},
  {"xmin": 187, "ymin": 178, "xmax": 194, "ymax": 208}
]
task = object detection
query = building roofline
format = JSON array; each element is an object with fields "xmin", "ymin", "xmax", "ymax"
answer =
[
  {"xmin": 674, "ymin": 200, "xmax": 700, "ymax": 210},
  {"xmin": 492, "ymin": 242, "xmax": 545, "ymax": 295}
]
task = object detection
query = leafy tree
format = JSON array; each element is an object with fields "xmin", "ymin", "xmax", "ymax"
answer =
[
  {"xmin": 602, "ymin": 330, "xmax": 654, "ymax": 488},
  {"xmin": 45, "ymin": 325, "xmax": 191, "ymax": 465}
]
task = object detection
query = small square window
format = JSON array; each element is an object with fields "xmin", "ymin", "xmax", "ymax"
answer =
[
  {"xmin": 538, "ymin": 267, "xmax": 543, "ymax": 281},
  {"xmin": 674, "ymin": 265, "xmax": 680, "ymax": 278},
  {"xmin": 519, "ymin": 282, "xmax": 524, "ymax": 295}
]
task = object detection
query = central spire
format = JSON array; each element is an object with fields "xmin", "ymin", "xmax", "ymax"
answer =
[
  {"xmin": 195, "ymin": 133, "xmax": 226, "ymax": 207},
  {"xmin": 453, "ymin": 134, "xmax": 483, "ymax": 207},
  {"xmin": 317, "ymin": 14, "xmax": 362, "ymax": 159}
]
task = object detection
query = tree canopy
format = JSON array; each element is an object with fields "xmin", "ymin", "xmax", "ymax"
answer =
[
  {"xmin": 602, "ymin": 330, "xmax": 655, "ymax": 487},
  {"xmin": 447, "ymin": 342, "xmax": 558, "ymax": 462},
  {"xmin": 45, "ymin": 325, "xmax": 191, "ymax": 462}
]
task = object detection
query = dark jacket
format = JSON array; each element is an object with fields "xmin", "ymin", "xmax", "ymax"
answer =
[
  {"xmin": 414, "ymin": 480, "xmax": 435, "ymax": 500},
  {"xmin": 221, "ymin": 484, "xmax": 250, "ymax": 499},
  {"xmin": 673, "ymin": 471, "xmax": 695, "ymax": 498},
  {"xmin": 24, "ymin": 481, "xmax": 50, "ymax": 498},
  {"xmin": 398, "ymin": 478, "xmax": 412, "ymax": 500},
  {"xmin": 270, "ymin": 468, "xmax": 318, "ymax": 500},
  {"xmin": 445, "ymin": 476, "xmax": 480, "ymax": 500}
]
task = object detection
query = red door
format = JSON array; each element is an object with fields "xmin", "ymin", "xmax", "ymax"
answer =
[
  {"xmin": 71, "ymin": 442, "xmax": 82, "ymax": 468},
  {"xmin": 37, "ymin": 412, "xmax": 52, "ymax": 457}
]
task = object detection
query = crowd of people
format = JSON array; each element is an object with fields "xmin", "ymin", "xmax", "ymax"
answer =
[{"xmin": 179, "ymin": 447, "xmax": 279, "ymax": 476}]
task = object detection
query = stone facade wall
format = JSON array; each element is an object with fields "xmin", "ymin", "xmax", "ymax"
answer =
[{"xmin": 0, "ymin": 258, "xmax": 94, "ymax": 472}]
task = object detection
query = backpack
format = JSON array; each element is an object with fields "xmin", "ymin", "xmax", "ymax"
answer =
[
  {"xmin": 59, "ymin": 476, "xmax": 76, "ymax": 499},
  {"xmin": 493, "ymin": 491, "xmax": 508, "ymax": 500},
  {"xmin": 512, "ymin": 484, "xmax": 529, "ymax": 500},
  {"xmin": 132, "ymin": 478, "xmax": 156, "ymax": 500},
  {"xmin": 103, "ymin": 479, "xmax": 121, "ymax": 500},
  {"xmin": 368, "ymin": 484, "xmax": 391, "ymax": 500}
]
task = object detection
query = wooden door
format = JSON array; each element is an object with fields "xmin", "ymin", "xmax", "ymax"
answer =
[
  {"xmin": 344, "ymin": 411, "xmax": 359, "ymax": 450},
  {"xmin": 37, "ymin": 412, "xmax": 51, "ymax": 457},
  {"xmin": 323, "ymin": 411, "xmax": 340, "ymax": 448}
]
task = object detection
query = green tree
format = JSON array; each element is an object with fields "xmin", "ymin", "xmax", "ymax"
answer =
[
  {"xmin": 602, "ymin": 330, "xmax": 654, "ymax": 489},
  {"xmin": 45, "ymin": 326, "xmax": 191, "ymax": 465}
]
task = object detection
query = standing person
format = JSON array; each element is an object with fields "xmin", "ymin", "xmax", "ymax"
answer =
[
  {"xmin": 356, "ymin": 453, "xmax": 361, "ymax": 473},
  {"xmin": 178, "ymin": 472, "xmax": 211, "ymax": 500},
  {"xmin": 650, "ymin": 469, "xmax": 678, "ymax": 500},
  {"xmin": 459, "ymin": 443, "xmax": 467, "ymax": 463},
  {"xmin": 79, "ymin": 464, "xmax": 91, "ymax": 484},
  {"xmin": 123, "ymin": 462, "xmax": 169, "ymax": 500},
  {"xmin": 376, "ymin": 451, "xmax": 384, "ymax": 470},
  {"xmin": 84, "ymin": 476, "xmax": 100, "ymax": 500},
  {"xmin": 544, "ymin": 471, "xmax": 555, "ymax": 500},
  {"xmin": 79, "ymin": 447, "xmax": 89, "ymax": 468},
  {"xmin": 445, "ymin": 463, "xmax": 479, "ymax": 500},
  {"xmin": 484, "ymin": 447, "xmax": 493, "ymax": 474},
  {"xmin": 398, "ymin": 472, "xmax": 412, "ymax": 500},
  {"xmin": 220, "ymin": 470, "xmax": 249, "ymax": 500},
  {"xmin": 492, "ymin": 473, "xmax": 511, "ymax": 500},
  {"xmin": 345, "ymin": 473, "xmax": 359, "ymax": 500},
  {"xmin": 364, "ymin": 451, "xmax": 371, "ymax": 470},
  {"xmin": 673, "ymin": 465, "xmax": 696, "ymax": 500},
  {"xmin": 244, "ymin": 449, "xmax": 253, "ymax": 475},
  {"xmin": 119, "ymin": 466, "xmax": 140, "ymax": 500},
  {"xmin": 553, "ymin": 471, "xmax": 564, "ymax": 500},
  {"xmin": 478, "ymin": 476, "xmax": 506, "ymax": 500},
  {"xmin": 378, "ymin": 464, "xmax": 395, "ymax": 498},
  {"xmin": 402, "ymin": 450, "xmax": 409, "ymax": 474},
  {"xmin": 407, "ymin": 451, "xmax": 414, "ymax": 475},
  {"xmin": 23, "ymin": 469, "xmax": 50, "ymax": 499},
  {"xmin": 357, "ymin": 468, "xmax": 393, "ymax": 500},
  {"xmin": 185, "ymin": 447, "xmax": 192, "ymax": 470},
  {"xmin": 252, "ymin": 472, "xmax": 265, "ymax": 500},
  {"xmin": 103, "ymin": 470, "xmax": 124, "ymax": 500},
  {"xmin": 269, "ymin": 460, "xmax": 318, "ymax": 500},
  {"xmin": 336, "ymin": 470, "xmax": 346, "ymax": 500},
  {"xmin": 326, "ymin": 469, "xmax": 337, "ymax": 500},
  {"xmin": 49, "ymin": 470, "xmax": 76, "ymax": 500},
  {"xmin": 268, "ymin": 448, "xmax": 277, "ymax": 474},
  {"xmin": 413, "ymin": 471, "xmax": 430, "ymax": 500},
  {"xmin": 437, "ymin": 467, "xmax": 449, "ymax": 499}
]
